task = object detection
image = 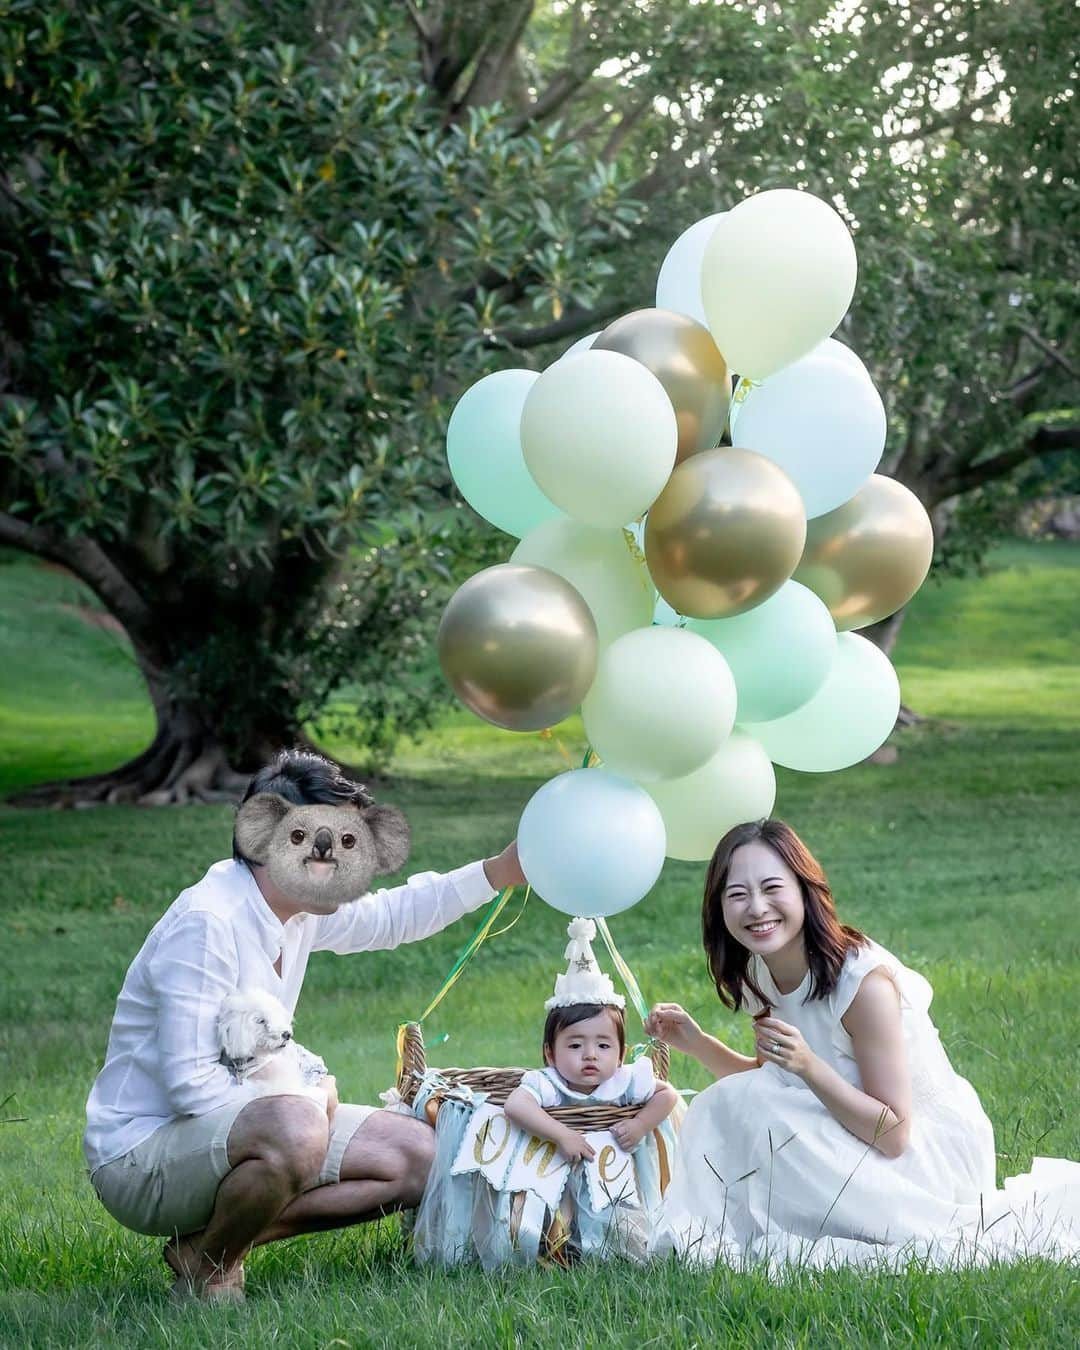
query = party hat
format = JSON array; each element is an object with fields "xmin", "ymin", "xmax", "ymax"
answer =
[{"xmin": 545, "ymin": 916, "xmax": 626, "ymax": 1011}]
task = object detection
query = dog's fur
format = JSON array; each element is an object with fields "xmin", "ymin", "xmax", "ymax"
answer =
[
  {"xmin": 234, "ymin": 793, "xmax": 411, "ymax": 911},
  {"xmin": 217, "ymin": 989, "xmax": 329, "ymax": 1093}
]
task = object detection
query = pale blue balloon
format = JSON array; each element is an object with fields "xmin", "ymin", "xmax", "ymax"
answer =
[
  {"xmin": 518, "ymin": 768, "xmax": 667, "ymax": 918},
  {"xmin": 446, "ymin": 370, "xmax": 562, "ymax": 537},
  {"xmin": 687, "ymin": 581, "xmax": 837, "ymax": 722}
]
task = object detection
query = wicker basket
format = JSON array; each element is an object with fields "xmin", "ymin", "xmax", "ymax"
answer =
[{"xmin": 396, "ymin": 1021, "xmax": 670, "ymax": 1132}]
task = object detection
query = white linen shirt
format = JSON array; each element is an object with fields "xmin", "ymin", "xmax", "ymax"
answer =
[{"xmin": 84, "ymin": 857, "xmax": 496, "ymax": 1173}]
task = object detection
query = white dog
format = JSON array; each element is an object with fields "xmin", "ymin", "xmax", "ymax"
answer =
[{"xmin": 217, "ymin": 988, "xmax": 330, "ymax": 1098}]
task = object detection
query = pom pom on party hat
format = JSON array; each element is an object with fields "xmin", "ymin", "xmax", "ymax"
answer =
[{"xmin": 544, "ymin": 916, "xmax": 626, "ymax": 1012}]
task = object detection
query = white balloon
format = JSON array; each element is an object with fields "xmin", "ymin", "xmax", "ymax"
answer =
[
  {"xmin": 559, "ymin": 331, "xmax": 600, "ymax": 360},
  {"xmin": 655, "ymin": 212, "xmax": 726, "ymax": 326},
  {"xmin": 521, "ymin": 351, "xmax": 678, "ymax": 528},
  {"xmin": 582, "ymin": 628, "xmax": 737, "ymax": 782},
  {"xmin": 701, "ymin": 189, "xmax": 857, "ymax": 380},
  {"xmin": 817, "ymin": 337, "xmax": 871, "ymax": 381},
  {"xmin": 731, "ymin": 348, "xmax": 886, "ymax": 518},
  {"xmin": 645, "ymin": 731, "xmax": 777, "ymax": 862},
  {"xmin": 512, "ymin": 518, "xmax": 654, "ymax": 649},
  {"xmin": 518, "ymin": 768, "xmax": 667, "ymax": 917},
  {"xmin": 742, "ymin": 632, "xmax": 900, "ymax": 772}
]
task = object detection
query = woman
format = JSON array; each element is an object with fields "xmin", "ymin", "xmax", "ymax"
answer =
[{"xmin": 647, "ymin": 819, "xmax": 1079, "ymax": 1268}]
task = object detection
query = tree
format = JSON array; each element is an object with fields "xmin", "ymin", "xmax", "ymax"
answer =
[{"xmin": 1, "ymin": 0, "xmax": 1076, "ymax": 803}]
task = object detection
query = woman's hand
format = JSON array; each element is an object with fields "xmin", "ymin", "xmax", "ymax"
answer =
[
  {"xmin": 754, "ymin": 1018, "xmax": 816, "ymax": 1079},
  {"xmin": 644, "ymin": 1002, "xmax": 703, "ymax": 1056},
  {"xmin": 557, "ymin": 1127, "xmax": 596, "ymax": 1164}
]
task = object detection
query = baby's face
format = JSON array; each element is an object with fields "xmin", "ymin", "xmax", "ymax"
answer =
[{"xmin": 547, "ymin": 1009, "xmax": 622, "ymax": 1092}]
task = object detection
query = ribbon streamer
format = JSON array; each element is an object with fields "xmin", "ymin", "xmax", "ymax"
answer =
[
  {"xmin": 395, "ymin": 883, "xmax": 517, "ymax": 1078},
  {"xmin": 595, "ymin": 916, "xmax": 651, "ymax": 1026}
]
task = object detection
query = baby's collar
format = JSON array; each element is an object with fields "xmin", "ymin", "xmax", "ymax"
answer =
[{"xmin": 543, "ymin": 1063, "xmax": 632, "ymax": 1103}]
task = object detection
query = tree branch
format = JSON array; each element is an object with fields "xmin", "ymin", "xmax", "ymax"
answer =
[
  {"xmin": 509, "ymin": 64, "xmax": 595, "ymax": 133},
  {"xmin": 934, "ymin": 423, "xmax": 1080, "ymax": 500},
  {"xmin": 0, "ymin": 511, "xmax": 155, "ymax": 635},
  {"xmin": 452, "ymin": 1, "xmax": 534, "ymax": 117},
  {"xmin": 1004, "ymin": 363, "xmax": 1050, "ymax": 405},
  {"xmin": 403, "ymin": 0, "xmax": 430, "ymax": 42},
  {"xmin": 493, "ymin": 296, "xmax": 631, "ymax": 349},
  {"xmin": 1014, "ymin": 326, "xmax": 1080, "ymax": 382}
]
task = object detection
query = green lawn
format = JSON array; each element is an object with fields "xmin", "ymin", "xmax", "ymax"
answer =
[{"xmin": 0, "ymin": 541, "xmax": 1078, "ymax": 1347}]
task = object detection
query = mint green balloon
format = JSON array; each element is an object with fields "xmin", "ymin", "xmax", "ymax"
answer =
[
  {"xmin": 742, "ymin": 632, "xmax": 900, "ymax": 772},
  {"xmin": 687, "ymin": 581, "xmax": 836, "ymax": 722},
  {"xmin": 446, "ymin": 370, "xmax": 562, "ymax": 537}
]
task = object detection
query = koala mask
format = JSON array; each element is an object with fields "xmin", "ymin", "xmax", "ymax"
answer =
[{"xmin": 234, "ymin": 793, "xmax": 411, "ymax": 910}]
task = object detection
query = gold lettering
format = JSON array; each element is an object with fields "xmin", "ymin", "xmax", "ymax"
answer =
[
  {"xmin": 474, "ymin": 1113, "xmax": 511, "ymax": 1167},
  {"xmin": 598, "ymin": 1145, "xmax": 631, "ymax": 1188},
  {"xmin": 523, "ymin": 1135, "xmax": 563, "ymax": 1178}
]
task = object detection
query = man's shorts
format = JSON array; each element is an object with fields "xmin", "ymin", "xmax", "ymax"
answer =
[{"xmin": 89, "ymin": 1097, "xmax": 375, "ymax": 1237}]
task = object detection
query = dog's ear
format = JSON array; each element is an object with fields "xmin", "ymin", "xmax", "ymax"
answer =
[
  {"xmin": 219, "ymin": 1004, "xmax": 260, "ymax": 1061},
  {"xmin": 361, "ymin": 803, "xmax": 411, "ymax": 875},
  {"xmin": 235, "ymin": 793, "xmax": 292, "ymax": 865}
]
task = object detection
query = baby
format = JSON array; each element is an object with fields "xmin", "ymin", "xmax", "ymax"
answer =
[
  {"xmin": 503, "ymin": 925, "xmax": 678, "ymax": 1162},
  {"xmin": 410, "ymin": 917, "xmax": 678, "ymax": 1267}
]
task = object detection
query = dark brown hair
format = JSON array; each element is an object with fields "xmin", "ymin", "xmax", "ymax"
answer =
[
  {"xmin": 702, "ymin": 819, "xmax": 866, "ymax": 1011},
  {"xmin": 542, "ymin": 1003, "xmax": 626, "ymax": 1062}
]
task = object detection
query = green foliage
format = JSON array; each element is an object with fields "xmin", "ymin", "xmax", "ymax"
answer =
[{"xmin": 0, "ymin": 1, "xmax": 1076, "ymax": 763}]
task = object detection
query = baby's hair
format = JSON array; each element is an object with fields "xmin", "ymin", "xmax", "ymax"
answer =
[
  {"xmin": 542, "ymin": 1003, "xmax": 626, "ymax": 1062},
  {"xmin": 233, "ymin": 748, "xmax": 374, "ymax": 864}
]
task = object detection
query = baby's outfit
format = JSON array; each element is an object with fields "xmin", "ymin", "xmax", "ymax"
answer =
[{"xmin": 411, "ymin": 1058, "xmax": 676, "ymax": 1268}]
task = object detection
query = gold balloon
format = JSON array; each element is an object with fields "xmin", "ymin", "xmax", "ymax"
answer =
[
  {"xmin": 645, "ymin": 448, "xmax": 806, "ymax": 619},
  {"xmin": 594, "ymin": 308, "xmax": 730, "ymax": 463},
  {"xmin": 794, "ymin": 474, "xmax": 934, "ymax": 630},
  {"xmin": 437, "ymin": 563, "xmax": 598, "ymax": 731}
]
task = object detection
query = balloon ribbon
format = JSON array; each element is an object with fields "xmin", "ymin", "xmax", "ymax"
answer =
[{"xmin": 394, "ymin": 883, "xmax": 529, "ymax": 1078}]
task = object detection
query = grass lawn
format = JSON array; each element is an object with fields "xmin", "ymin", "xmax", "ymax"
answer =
[{"xmin": 0, "ymin": 540, "xmax": 1077, "ymax": 1347}]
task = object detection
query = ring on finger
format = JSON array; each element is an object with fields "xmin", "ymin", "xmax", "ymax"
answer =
[{"xmin": 769, "ymin": 1039, "xmax": 782, "ymax": 1054}]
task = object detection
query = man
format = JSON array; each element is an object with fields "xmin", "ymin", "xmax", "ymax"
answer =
[{"xmin": 84, "ymin": 749, "xmax": 524, "ymax": 1303}]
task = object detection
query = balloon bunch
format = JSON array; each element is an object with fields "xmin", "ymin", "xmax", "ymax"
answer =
[{"xmin": 438, "ymin": 189, "xmax": 933, "ymax": 919}]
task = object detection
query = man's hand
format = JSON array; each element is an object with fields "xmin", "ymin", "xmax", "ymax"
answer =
[
  {"xmin": 483, "ymin": 841, "xmax": 527, "ymax": 891},
  {"xmin": 322, "ymin": 1074, "xmax": 339, "ymax": 1124},
  {"xmin": 557, "ymin": 1127, "xmax": 596, "ymax": 1163}
]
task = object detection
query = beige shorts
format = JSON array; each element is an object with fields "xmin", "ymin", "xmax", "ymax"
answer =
[{"xmin": 89, "ymin": 1097, "xmax": 375, "ymax": 1237}]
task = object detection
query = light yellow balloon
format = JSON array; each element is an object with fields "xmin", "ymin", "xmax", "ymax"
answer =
[
  {"xmin": 645, "ymin": 730, "xmax": 777, "ymax": 862},
  {"xmin": 512, "ymin": 518, "xmax": 654, "ymax": 649},
  {"xmin": 520, "ymin": 350, "xmax": 678, "ymax": 527},
  {"xmin": 701, "ymin": 189, "xmax": 857, "ymax": 380},
  {"xmin": 582, "ymin": 627, "xmax": 737, "ymax": 783}
]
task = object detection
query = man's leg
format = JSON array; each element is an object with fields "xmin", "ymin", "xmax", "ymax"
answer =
[
  {"xmin": 253, "ymin": 1110, "xmax": 435, "ymax": 1244},
  {"xmin": 166, "ymin": 1094, "xmax": 330, "ymax": 1296}
]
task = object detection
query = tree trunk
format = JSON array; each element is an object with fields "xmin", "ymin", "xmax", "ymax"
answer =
[
  {"xmin": 8, "ymin": 621, "xmax": 303, "ymax": 808},
  {"xmin": 862, "ymin": 604, "xmax": 925, "ymax": 738}
]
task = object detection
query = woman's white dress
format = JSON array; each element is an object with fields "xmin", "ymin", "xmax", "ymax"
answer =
[{"xmin": 651, "ymin": 939, "xmax": 1080, "ymax": 1268}]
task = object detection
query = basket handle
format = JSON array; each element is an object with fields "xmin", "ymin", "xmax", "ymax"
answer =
[
  {"xmin": 397, "ymin": 1021, "xmax": 427, "ymax": 1105},
  {"xmin": 647, "ymin": 1038, "xmax": 670, "ymax": 1082}
]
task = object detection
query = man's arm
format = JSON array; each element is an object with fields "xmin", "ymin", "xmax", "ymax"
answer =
[
  {"xmin": 147, "ymin": 910, "xmax": 262, "ymax": 1118},
  {"xmin": 312, "ymin": 856, "xmax": 510, "ymax": 956}
]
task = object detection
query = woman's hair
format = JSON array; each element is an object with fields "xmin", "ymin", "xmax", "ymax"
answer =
[
  {"xmin": 542, "ymin": 1003, "xmax": 626, "ymax": 1061},
  {"xmin": 702, "ymin": 819, "xmax": 866, "ymax": 1011},
  {"xmin": 233, "ymin": 748, "xmax": 374, "ymax": 864}
]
